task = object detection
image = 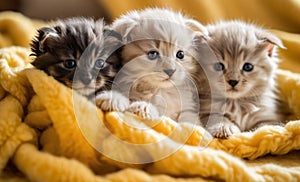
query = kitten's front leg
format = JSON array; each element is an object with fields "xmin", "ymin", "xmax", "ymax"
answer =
[
  {"xmin": 249, "ymin": 120, "xmax": 285, "ymax": 131},
  {"xmin": 95, "ymin": 90, "xmax": 130, "ymax": 112},
  {"xmin": 178, "ymin": 111, "xmax": 203, "ymax": 126},
  {"xmin": 205, "ymin": 115, "xmax": 241, "ymax": 139},
  {"xmin": 128, "ymin": 101, "xmax": 159, "ymax": 120}
]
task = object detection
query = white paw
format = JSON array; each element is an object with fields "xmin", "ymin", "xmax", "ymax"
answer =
[
  {"xmin": 207, "ymin": 122, "xmax": 241, "ymax": 139},
  {"xmin": 95, "ymin": 91, "xmax": 129, "ymax": 112},
  {"xmin": 129, "ymin": 101, "xmax": 159, "ymax": 120}
]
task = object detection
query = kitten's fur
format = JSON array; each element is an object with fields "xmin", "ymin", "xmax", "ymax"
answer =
[
  {"xmin": 111, "ymin": 8, "xmax": 207, "ymax": 122},
  {"xmin": 195, "ymin": 20, "xmax": 285, "ymax": 138},
  {"xmin": 31, "ymin": 18, "xmax": 129, "ymax": 111}
]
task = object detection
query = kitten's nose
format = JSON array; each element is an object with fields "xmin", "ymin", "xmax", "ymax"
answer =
[
  {"xmin": 163, "ymin": 69, "xmax": 176, "ymax": 77},
  {"xmin": 80, "ymin": 75, "xmax": 92, "ymax": 85},
  {"xmin": 228, "ymin": 80, "xmax": 239, "ymax": 87}
]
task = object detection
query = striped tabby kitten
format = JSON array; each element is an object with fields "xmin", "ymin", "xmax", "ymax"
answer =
[
  {"xmin": 31, "ymin": 18, "xmax": 129, "ymax": 111},
  {"xmin": 196, "ymin": 20, "xmax": 285, "ymax": 138}
]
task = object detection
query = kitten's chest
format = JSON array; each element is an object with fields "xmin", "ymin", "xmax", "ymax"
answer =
[
  {"xmin": 130, "ymin": 87, "xmax": 182, "ymax": 120},
  {"xmin": 154, "ymin": 89, "xmax": 182, "ymax": 119},
  {"xmin": 225, "ymin": 100, "xmax": 259, "ymax": 114},
  {"xmin": 225, "ymin": 99, "xmax": 259, "ymax": 128}
]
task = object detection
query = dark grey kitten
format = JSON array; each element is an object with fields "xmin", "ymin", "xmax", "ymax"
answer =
[
  {"xmin": 194, "ymin": 20, "xmax": 285, "ymax": 138},
  {"xmin": 31, "ymin": 17, "xmax": 129, "ymax": 111}
]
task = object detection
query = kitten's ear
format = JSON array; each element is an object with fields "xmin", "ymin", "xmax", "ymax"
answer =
[
  {"xmin": 103, "ymin": 28, "xmax": 123, "ymax": 42},
  {"xmin": 256, "ymin": 31, "xmax": 285, "ymax": 57},
  {"xmin": 31, "ymin": 26, "xmax": 59, "ymax": 56},
  {"xmin": 112, "ymin": 18, "xmax": 138, "ymax": 43},
  {"xmin": 102, "ymin": 28, "xmax": 124, "ymax": 58},
  {"xmin": 192, "ymin": 31, "xmax": 208, "ymax": 45},
  {"xmin": 191, "ymin": 31, "xmax": 218, "ymax": 64},
  {"xmin": 185, "ymin": 19, "xmax": 208, "ymax": 36}
]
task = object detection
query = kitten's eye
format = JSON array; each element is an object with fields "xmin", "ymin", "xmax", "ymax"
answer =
[
  {"xmin": 214, "ymin": 62, "xmax": 225, "ymax": 71},
  {"xmin": 63, "ymin": 59, "xmax": 77, "ymax": 69},
  {"xmin": 147, "ymin": 51, "xmax": 159, "ymax": 60},
  {"xmin": 176, "ymin": 50, "xmax": 184, "ymax": 60},
  {"xmin": 243, "ymin": 63, "xmax": 254, "ymax": 72},
  {"xmin": 94, "ymin": 59, "xmax": 105, "ymax": 69}
]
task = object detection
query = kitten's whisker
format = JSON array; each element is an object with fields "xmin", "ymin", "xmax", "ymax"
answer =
[{"xmin": 246, "ymin": 89, "xmax": 261, "ymax": 101}]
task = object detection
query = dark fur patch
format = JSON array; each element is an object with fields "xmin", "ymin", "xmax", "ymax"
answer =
[{"xmin": 31, "ymin": 17, "xmax": 123, "ymax": 97}]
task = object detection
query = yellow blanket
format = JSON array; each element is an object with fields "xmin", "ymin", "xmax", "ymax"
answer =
[{"xmin": 1, "ymin": 10, "xmax": 300, "ymax": 182}]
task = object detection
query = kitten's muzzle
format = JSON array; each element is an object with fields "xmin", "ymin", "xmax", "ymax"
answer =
[
  {"xmin": 80, "ymin": 75, "xmax": 93, "ymax": 85},
  {"xmin": 163, "ymin": 69, "xmax": 176, "ymax": 77},
  {"xmin": 75, "ymin": 72, "xmax": 93, "ymax": 85},
  {"xmin": 228, "ymin": 80, "xmax": 239, "ymax": 87}
]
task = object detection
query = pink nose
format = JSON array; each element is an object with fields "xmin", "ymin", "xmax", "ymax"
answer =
[{"xmin": 163, "ymin": 69, "xmax": 176, "ymax": 77}]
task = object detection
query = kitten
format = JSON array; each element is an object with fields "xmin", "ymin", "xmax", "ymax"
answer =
[
  {"xmin": 111, "ymin": 8, "xmax": 208, "ymax": 123},
  {"xmin": 195, "ymin": 20, "xmax": 285, "ymax": 138},
  {"xmin": 31, "ymin": 17, "xmax": 129, "ymax": 112}
]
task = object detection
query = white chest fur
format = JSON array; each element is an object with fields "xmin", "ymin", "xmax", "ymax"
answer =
[{"xmin": 127, "ymin": 79, "xmax": 200, "ymax": 124}]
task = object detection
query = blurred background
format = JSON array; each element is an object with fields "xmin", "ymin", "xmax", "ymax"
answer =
[
  {"xmin": 1, "ymin": 0, "xmax": 300, "ymax": 72},
  {"xmin": 1, "ymin": 0, "xmax": 300, "ymax": 33},
  {"xmin": 0, "ymin": 0, "xmax": 110, "ymax": 21}
]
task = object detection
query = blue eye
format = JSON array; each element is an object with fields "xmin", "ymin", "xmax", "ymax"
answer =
[
  {"xmin": 243, "ymin": 63, "xmax": 254, "ymax": 72},
  {"xmin": 94, "ymin": 59, "xmax": 105, "ymax": 69},
  {"xmin": 63, "ymin": 59, "xmax": 77, "ymax": 69},
  {"xmin": 147, "ymin": 51, "xmax": 159, "ymax": 60},
  {"xmin": 176, "ymin": 50, "xmax": 184, "ymax": 60},
  {"xmin": 214, "ymin": 62, "xmax": 225, "ymax": 71}
]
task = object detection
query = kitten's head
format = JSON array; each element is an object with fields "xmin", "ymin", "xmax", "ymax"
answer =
[
  {"xmin": 111, "ymin": 8, "xmax": 207, "ymax": 89},
  {"xmin": 205, "ymin": 21, "xmax": 284, "ymax": 99},
  {"xmin": 31, "ymin": 18, "xmax": 123, "ymax": 97}
]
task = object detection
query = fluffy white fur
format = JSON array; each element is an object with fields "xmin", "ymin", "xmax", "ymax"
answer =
[
  {"xmin": 195, "ymin": 20, "xmax": 285, "ymax": 138},
  {"xmin": 111, "ymin": 8, "xmax": 207, "ymax": 123}
]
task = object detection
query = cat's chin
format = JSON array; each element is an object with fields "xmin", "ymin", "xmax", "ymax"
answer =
[
  {"xmin": 160, "ymin": 76, "xmax": 189, "ymax": 88},
  {"xmin": 157, "ymin": 80, "xmax": 176, "ymax": 88},
  {"xmin": 138, "ymin": 75, "xmax": 185, "ymax": 89},
  {"xmin": 75, "ymin": 88, "xmax": 95, "ymax": 97},
  {"xmin": 225, "ymin": 89, "xmax": 245, "ymax": 99},
  {"xmin": 144, "ymin": 79, "xmax": 176, "ymax": 89}
]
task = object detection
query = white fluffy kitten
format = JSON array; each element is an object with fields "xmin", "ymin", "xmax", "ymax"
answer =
[
  {"xmin": 195, "ymin": 20, "xmax": 285, "ymax": 138},
  {"xmin": 111, "ymin": 8, "xmax": 208, "ymax": 123}
]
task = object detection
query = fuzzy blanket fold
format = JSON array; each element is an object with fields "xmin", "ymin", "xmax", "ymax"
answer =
[{"xmin": 1, "ymin": 12, "xmax": 300, "ymax": 182}]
